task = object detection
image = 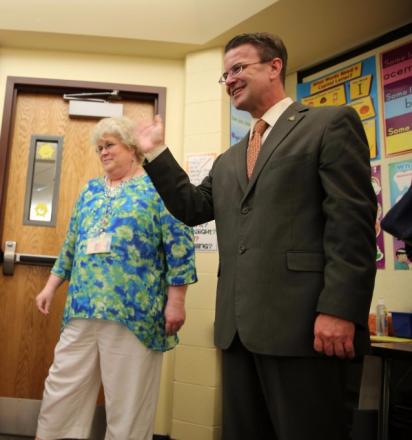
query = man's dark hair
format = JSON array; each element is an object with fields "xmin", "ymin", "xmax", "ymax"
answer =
[{"xmin": 224, "ymin": 33, "xmax": 288, "ymax": 85}]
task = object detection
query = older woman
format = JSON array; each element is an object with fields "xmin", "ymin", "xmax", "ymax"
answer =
[{"xmin": 35, "ymin": 116, "xmax": 197, "ymax": 440}]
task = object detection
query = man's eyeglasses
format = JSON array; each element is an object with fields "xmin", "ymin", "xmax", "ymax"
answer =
[{"xmin": 218, "ymin": 61, "xmax": 269, "ymax": 84}]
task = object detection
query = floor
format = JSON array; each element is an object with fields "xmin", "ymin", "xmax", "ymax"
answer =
[{"xmin": 0, "ymin": 437, "xmax": 33, "ymax": 439}]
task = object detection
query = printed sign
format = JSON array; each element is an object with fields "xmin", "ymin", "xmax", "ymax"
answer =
[{"xmin": 186, "ymin": 153, "xmax": 218, "ymax": 252}]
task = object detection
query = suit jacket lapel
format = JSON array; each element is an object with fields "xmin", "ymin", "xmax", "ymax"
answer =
[
  {"xmin": 234, "ymin": 135, "xmax": 249, "ymax": 193},
  {"xmin": 245, "ymin": 102, "xmax": 308, "ymax": 196}
]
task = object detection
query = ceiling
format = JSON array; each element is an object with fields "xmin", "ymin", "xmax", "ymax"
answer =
[{"xmin": 0, "ymin": 0, "xmax": 411, "ymax": 73}]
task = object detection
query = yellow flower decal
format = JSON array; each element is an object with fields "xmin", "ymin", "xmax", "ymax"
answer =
[
  {"xmin": 34, "ymin": 202, "xmax": 48, "ymax": 218},
  {"xmin": 37, "ymin": 143, "xmax": 56, "ymax": 160}
]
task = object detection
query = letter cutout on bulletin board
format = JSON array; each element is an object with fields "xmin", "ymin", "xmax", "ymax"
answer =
[{"xmin": 380, "ymin": 40, "xmax": 412, "ymax": 156}]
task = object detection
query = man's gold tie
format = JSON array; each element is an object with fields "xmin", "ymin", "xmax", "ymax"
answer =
[{"xmin": 247, "ymin": 119, "xmax": 268, "ymax": 178}]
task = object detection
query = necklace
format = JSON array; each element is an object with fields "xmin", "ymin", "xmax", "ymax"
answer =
[
  {"xmin": 87, "ymin": 175, "xmax": 136, "ymax": 237},
  {"xmin": 104, "ymin": 177, "xmax": 123, "ymax": 199},
  {"xmin": 104, "ymin": 174, "xmax": 138, "ymax": 198}
]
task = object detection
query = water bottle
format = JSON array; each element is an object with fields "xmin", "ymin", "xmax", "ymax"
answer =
[{"xmin": 376, "ymin": 298, "xmax": 388, "ymax": 336}]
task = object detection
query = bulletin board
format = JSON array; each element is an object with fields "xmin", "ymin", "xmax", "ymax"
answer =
[
  {"xmin": 297, "ymin": 29, "xmax": 412, "ymax": 270},
  {"xmin": 380, "ymin": 40, "xmax": 412, "ymax": 156},
  {"xmin": 297, "ymin": 56, "xmax": 380, "ymax": 160}
]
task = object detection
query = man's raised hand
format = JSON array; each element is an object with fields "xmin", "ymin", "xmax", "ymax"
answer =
[{"xmin": 135, "ymin": 114, "xmax": 165, "ymax": 153}]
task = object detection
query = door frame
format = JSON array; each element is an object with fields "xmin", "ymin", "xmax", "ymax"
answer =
[
  {"xmin": 0, "ymin": 76, "xmax": 166, "ymax": 436},
  {"xmin": 0, "ymin": 76, "xmax": 166, "ymax": 240}
]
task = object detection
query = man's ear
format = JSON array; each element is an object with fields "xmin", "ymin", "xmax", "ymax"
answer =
[{"xmin": 269, "ymin": 58, "xmax": 283, "ymax": 81}]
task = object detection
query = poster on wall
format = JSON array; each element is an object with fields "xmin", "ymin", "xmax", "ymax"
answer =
[
  {"xmin": 388, "ymin": 160, "xmax": 412, "ymax": 270},
  {"xmin": 186, "ymin": 153, "xmax": 218, "ymax": 252},
  {"xmin": 371, "ymin": 165, "xmax": 385, "ymax": 269},
  {"xmin": 297, "ymin": 56, "xmax": 381, "ymax": 160},
  {"xmin": 230, "ymin": 105, "xmax": 251, "ymax": 145},
  {"xmin": 380, "ymin": 40, "xmax": 412, "ymax": 156}
]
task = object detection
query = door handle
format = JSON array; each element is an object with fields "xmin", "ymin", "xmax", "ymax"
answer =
[{"xmin": 2, "ymin": 241, "xmax": 57, "ymax": 275}]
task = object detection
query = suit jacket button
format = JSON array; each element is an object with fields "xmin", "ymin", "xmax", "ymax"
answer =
[
  {"xmin": 239, "ymin": 245, "xmax": 246, "ymax": 254},
  {"xmin": 241, "ymin": 207, "xmax": 250, "ymax": 215}
]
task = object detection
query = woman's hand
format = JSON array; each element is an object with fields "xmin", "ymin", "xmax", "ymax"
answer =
[
  {"xmin": 35, "ymin": 273, "xmax": 64, "ymax": 315},
  {"xmin": 36, "ymin": 287, "xmax": 56, "ymax": 315},
  {"xmin": 164, "ymin": 285, "xmax": 188, "ymax": 335}
]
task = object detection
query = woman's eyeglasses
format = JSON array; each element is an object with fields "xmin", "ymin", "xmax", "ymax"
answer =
[{"xmin": 95, "ymin": 143, "xmax": 116, "ymax": 154}]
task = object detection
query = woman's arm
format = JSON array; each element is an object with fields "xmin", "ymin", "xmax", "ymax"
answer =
[
  {"xmin": 35, "ymin": 273, "xmax": 65, "ymax": 315},
  {"xmin": 164, "ymin": 284, "xmax": 188, "ymax": 335}
]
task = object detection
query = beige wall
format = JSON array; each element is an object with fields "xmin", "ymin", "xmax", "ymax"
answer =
[{"xmin": 170, "ymin": 48, "xmax": 225, "ymax": 440}]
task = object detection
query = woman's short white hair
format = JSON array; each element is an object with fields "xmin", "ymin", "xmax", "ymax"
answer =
[{"xmin": 91, "ymin": 116, "xmax": 143, "ymax": 163}]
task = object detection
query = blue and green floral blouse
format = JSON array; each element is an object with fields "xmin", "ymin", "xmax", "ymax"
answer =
[{"xmin": 52, "ymin": 174, "xmax": 197, "ymax": 351}]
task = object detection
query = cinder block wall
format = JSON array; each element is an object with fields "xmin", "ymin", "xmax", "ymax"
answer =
[{"xmin": 170, "ymin": 48, "xmax": 229, "ymax": 440}]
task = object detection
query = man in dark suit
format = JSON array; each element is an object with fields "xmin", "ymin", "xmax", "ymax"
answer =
[{"xmin": 137, "ymin": 33, "xmax": 377, "ymax": 440}]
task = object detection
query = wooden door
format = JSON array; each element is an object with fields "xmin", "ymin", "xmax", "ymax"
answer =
[{"xmin": 0, "ymin": 91, "xmax": 154, "ymax": 420}]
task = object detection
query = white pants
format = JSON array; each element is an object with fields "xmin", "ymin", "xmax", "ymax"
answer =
[{"xmin": 36, "ymin": 319, "xmax": 163, "ymax": 440}]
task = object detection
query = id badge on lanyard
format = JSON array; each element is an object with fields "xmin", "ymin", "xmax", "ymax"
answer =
[{"xmin": 86, "ymin": 233, "xmax": 112, "ymax": 254}]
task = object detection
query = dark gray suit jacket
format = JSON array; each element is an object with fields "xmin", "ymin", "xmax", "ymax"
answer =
[{"xmin": 145, "ymin": 102, "xmax": 377, "ymax": 356}]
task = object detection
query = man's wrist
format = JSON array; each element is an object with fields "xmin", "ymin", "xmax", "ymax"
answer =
[{"xmin": 144, "ymin": 145, "xmax": 167, "ymax": 162}]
